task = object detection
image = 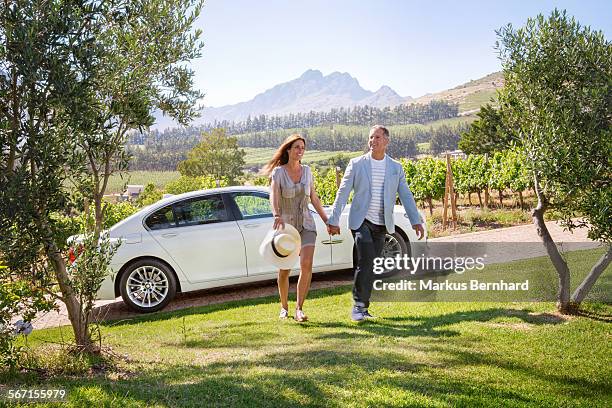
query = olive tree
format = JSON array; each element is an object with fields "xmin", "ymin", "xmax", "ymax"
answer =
[
  {"xmin": 0, "ymin": 0, "xmax": 204, "ymax": 353},
  {"xmin": 496, "ymin": 9, "xmax": 611, "ymax": 313}
]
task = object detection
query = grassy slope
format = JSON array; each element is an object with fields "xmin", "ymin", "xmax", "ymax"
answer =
[
  {"xmin": 414, "ymin": 72, "xmax": 503, "ymax": 113},
  {"xmin": 6, "ymin": 248, "xmax": 611, "ymax": 407},
  {"xmin": 105, "ymin": 171, "xmax": 181, "ymax": 194},
  {"xmin": 242, "ymin": 148, "xmax": 363, "ymax": 167}
]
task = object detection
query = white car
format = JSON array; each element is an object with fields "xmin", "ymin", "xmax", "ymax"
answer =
[{"xmin": 96, "ymin": 186, "xmax": 426, "ymax": 312}]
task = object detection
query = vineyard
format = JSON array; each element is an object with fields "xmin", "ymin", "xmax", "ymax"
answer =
[
  {"xmin": 301, "ymin": 149, "xmax": 532, "ymax": 210},
  {"xmin": 103, "ymin": 149, "xmax": 537, "ymax": 239},
  {"xmin": 111, "ymin": 149, "xmax": 533, "ymax": 213}
]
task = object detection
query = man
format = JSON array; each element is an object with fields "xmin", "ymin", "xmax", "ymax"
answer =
[{"xmin": 327, "ymin": 125, "xmax": 425, "ymax": 321}]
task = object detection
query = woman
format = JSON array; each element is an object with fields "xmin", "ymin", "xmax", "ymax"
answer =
[{"xmin": 262, "ymin": 134, "xmax": 328, "ymax": 322}]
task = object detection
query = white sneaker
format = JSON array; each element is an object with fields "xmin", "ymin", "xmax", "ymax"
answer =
[{"xmin": 279, "ymin": 308, "xmax": 289, "ymax": 319}]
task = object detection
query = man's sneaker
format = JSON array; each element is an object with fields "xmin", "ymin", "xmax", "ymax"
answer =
[
  {"xmin": 363, "ymin": 309, "xmax": 377, "ymax": 319},
  {"xmin": 351, "ymin": 306, "xmax": 366, "ymax": 322},
  {"xmin": 279, "ymin": 308, "xmax": 289, "ymax": 319}
]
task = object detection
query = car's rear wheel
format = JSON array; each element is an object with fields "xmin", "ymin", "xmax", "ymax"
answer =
[
  {"xmin": 378, "ymin": 232, "xmax": 410, "ymax": 278},
  {"xmin": 119, "ymin": 259, "xmax": 177, "ymax": 313},
  {"xmin": 352, "ymin": 231, "xmax": 410, "ymax": 279}
]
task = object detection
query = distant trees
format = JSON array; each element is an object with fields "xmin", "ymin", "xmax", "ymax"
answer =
[
  {"xmin": 177, "ymin": 129, "xmax": 246, "ymax": 184},
  {"xmin": 206, "ymin": 100, "xmax": 459, "ymax": 135},
  {"xmin": 124, "ymin": 100, "xmax": 461, "ymax": 171},
  {"xmin": 430, "ymin": 124, "xmax": 471, "ymax": 154}
]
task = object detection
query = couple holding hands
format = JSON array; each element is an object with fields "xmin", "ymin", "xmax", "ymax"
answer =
[{"xmin": 262, "ymin": 125, "xmax": 425, "ymax": 322}]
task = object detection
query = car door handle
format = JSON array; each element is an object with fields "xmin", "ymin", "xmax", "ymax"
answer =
[
  {"xmin": 243, "ymin": 224, "xmax": 261, "ymax": 229},
  {"xmin": 161, "ymin": 233, "xmax": 177, "ymax": 238},
  {"xmin": 322, "ymin": 238, "xmax": 344, "ymax": 245}
]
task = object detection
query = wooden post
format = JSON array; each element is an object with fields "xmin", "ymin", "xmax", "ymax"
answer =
[
  {"xmin": 335, "ymin": 166, "xmax": 341, "ymax": 188},
  {"xmin": 484, "ymin": 153, "xmax": 490, "ymax": 210},
  {"xmin": 442, "ymin": 154, "xmax": 458, "ymax": 230}
]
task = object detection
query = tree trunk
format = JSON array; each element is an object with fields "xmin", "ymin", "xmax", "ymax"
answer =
[
  {"xmin": 477, "ymin": 191, "xmax": 483, "ymax": 209},
  {"xmin": 569, "ymin": 245, "xmax": 612, "ymax": 312},
  {"xmin": 427, "ymin": 197, "xmax": 433, "ymax": 216},
  {"xmin": 484, "ymin": 187, "xmax": 489, "ymax": 209},
  {"xmin": 518, "ymin": 191, "xmax": 524, "ymax": 209},
  {"xmin": 468, "ymin": 192, "xmax": 472, "ymax": 206},
  {"xmin": 532, "ymin": 177, "xmax": 571, "ymax": 313},
  {"xmin": 35, "ymin": 210, "xmax": 97, "ymax": 353},
  {"xmin": 498, "ymin": 190, "xmax": 503, "ymax": 207},
  {"xmin": 43, "ymin": 229, "xmax": 97, "ymax": 353}
]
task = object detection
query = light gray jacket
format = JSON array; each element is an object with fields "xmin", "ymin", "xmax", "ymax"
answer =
[{"xmin": 328, "ymin": 154, "xmax": 421, "ymax": 233}]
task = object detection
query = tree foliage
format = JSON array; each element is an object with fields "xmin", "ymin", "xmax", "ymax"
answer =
[
  {"xmin": 177, "ymin": 128, "xmax": 245, "ymax": 183},
  {"xmin": 459, "ymin": 104, "xmax": 514, "ymax": 154},
  {"xmin": 0, "ymin": 0, "xmax": 204, "ymax": 354},
  {"xmin": 430, "ymin": 124, "xmax": 467, "ymax": 154},
  {"xmin": 496, "ymin": 9, "xmax": 611, "ymax": 312},
  {"xmin": 165, "ymin": 175, "xmax": 229, "ymax": 195}
]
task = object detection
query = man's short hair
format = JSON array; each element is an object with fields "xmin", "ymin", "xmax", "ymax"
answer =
[{"xmin": 370, "ymin": 125, "xmax": 389, "ymax": 138}]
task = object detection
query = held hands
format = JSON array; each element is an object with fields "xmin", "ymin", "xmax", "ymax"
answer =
[
  {"xmin": 412, "ymin": 223, "xmax": 425, "ymax": 240},
  {"xmin": 326, "ymin": 223, "xmax": 340, "ymax": 235},
  {"xmin": 273, "ymin": 216, "xmax": 285, "ymax": 230}
]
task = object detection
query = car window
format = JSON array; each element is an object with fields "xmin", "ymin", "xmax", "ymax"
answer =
[
  {"xmin": 145, "ymin": 205, "xmax": 176, "ymax": 230},
  {"xmin": 233, "ymin": 193, "xmax": 272, "ymax": 219},
  {"xmin": 174, "ymin": 195, "xmax": 228, "ymax": 226}
]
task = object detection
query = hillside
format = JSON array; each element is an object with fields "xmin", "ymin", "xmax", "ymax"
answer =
[{"xmin": 414, "ymin": 72, "xmax": 504, "ymax": 113}]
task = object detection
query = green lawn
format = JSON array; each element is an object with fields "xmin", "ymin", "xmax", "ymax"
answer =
[{"xmin": 4, "ymin": 248, "xmax": 611, "ymax": 407}]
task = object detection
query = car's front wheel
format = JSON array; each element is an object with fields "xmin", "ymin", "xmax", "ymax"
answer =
[{"xmin": 119, "ymin": 259, "xmax": 177, "ymax": 313}]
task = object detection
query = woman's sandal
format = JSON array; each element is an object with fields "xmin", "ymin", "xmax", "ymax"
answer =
[{"xmin": 295, "ymin": 308, "xmax": 308, "ymax": 322}]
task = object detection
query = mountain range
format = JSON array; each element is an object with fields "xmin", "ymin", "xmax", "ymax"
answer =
[{"xmin": 153, "ymin": 70, "xmax": 503, "ymax": 129}]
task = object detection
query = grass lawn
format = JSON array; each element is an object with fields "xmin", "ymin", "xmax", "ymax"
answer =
[{"xmin": 4, "ymin": 249, "xmax": 610, "ymax": 407}]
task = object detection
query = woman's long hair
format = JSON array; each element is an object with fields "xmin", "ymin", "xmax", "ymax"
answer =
[{"xmin": 261, "ymin": 134, "xmax": 306, "ymax": 176}]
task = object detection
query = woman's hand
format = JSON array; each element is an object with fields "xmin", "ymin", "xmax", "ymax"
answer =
[{"xmin": 273, "ymin": 215, "xmax": 285, "ymax": 230}]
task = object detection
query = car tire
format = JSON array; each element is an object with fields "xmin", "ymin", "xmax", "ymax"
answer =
[
  {"xmin": 119, "ymin": 259, "xmax": 177, "ymax": 313},
  {"xmin": 377, "ymin": 231, "xmax": 410, "ymax": 279},
  {"xmin": 352, "ymin": 231, "xmax": 410, "ymax": 279}
]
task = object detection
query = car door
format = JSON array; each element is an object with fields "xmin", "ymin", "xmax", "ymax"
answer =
[
  {"xmin": 229, "ymin": 191, "xmax": 331, "ymax": 276},
  {"xmin": 146, "ymin": 194, "xmax": 247, "ymax": 283}
]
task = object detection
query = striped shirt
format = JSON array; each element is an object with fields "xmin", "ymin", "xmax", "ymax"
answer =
[{"xmin": 365, "ymin": 154, "xmax": 386, "ymax": 225}]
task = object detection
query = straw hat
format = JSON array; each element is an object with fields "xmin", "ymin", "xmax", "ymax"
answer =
[{"xmin": 259, "ymin": 224, "xmax": 301, "ymax": 269}]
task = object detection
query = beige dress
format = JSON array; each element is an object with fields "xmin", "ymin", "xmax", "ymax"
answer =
[{"xmin": 271, "ymin": 165, "xmax": 317, "ymax": 247}]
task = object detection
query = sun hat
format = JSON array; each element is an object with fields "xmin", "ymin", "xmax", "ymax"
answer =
[{"xmin": 259, "ymin": 223, "xmax": 301, "ymax": 269}]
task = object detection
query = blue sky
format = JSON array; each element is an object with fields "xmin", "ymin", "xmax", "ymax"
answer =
[{"xmin": 190, "ymin": 0, "xmax": 610, "ymax": 107}]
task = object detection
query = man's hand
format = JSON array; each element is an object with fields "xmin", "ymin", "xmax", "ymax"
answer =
[
  {"xmin": 412, "ymin": 223, "xmax": 425, "ymax": 240},
  {"xmin": 327, "ymin": 223, "xmax": 340, "ymax": 235}
]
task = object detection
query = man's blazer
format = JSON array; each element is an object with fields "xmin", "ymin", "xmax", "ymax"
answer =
[{"xmin": 328, "ymin": 153, "xmax": 421, "ymax": 233}]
